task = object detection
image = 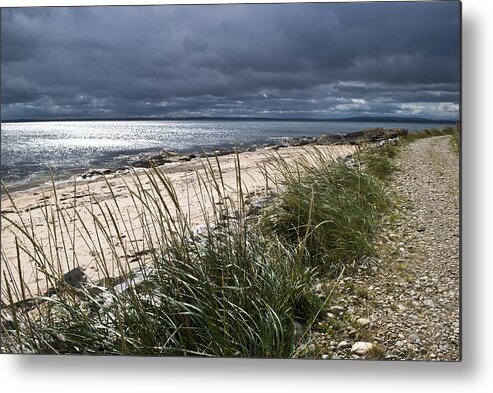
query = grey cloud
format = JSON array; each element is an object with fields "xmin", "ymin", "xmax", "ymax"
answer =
[{"xmin": 1, "ymin": 2, "xmax": 460, "ymax": 120}]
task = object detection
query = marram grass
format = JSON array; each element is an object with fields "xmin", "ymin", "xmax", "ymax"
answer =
[
  {"xmin": 361, "ymin": 144, "xmax": 398, "ymax": 181},
  {"xmin": 260, "ymin": 152, "xmax": 391, "ymax": 276},
  {"xmin": 1, "ymin": 146, "xmax": 391, "ymax": 356}
]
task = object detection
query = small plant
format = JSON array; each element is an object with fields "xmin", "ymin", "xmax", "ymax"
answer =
[
  {"xmin": 355, "ymin": 286, "xmax": 370, "ymax": 300},
  {"xmin": 366, "ymin": 343, "xmax": 385, "ymax": 359},
  {"xmin": 360, "ymin": 144, "xmax": 398, "ymax": 181}
]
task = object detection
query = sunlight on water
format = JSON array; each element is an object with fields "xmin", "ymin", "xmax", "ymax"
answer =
[
  {"xmin": 49, "ymin": 138, "xmax": 136, "ymax": 148},
  {"xmin": 1, "ymin": 120, "xmax": 453, "ymax": 190}
]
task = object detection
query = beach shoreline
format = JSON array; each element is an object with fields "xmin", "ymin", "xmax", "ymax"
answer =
[
  {"xmin": 0, "ymin": 127, "xmax": 410, "ymax": 301},
  {"xmin": 1, "ymin": 142, "xmax": 357, "ymax": 299},
  {"xmin": 1, "ymin": 127, "xmax": 410, "ymax": 194}
]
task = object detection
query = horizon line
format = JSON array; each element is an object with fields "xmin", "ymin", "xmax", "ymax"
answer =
[{"xmin": 1, "ymin": 115, "xmax": 458, "ymax": 124}]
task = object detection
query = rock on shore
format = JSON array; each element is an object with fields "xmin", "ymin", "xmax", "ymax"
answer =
[{"xmin": 120, "ymin": 127, "xmax": 408, "ymax": 171}]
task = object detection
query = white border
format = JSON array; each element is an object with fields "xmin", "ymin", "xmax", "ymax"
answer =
[{"xmin": 2, "ymin": 1, "xmax": 492, "ymax": 392}]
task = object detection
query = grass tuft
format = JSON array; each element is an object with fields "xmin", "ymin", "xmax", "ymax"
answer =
[
  {"xmin": 360, "ymin": 144, "xmax": 399, "ymax": 181},
  {"xmin": 260, "ymin": 157, "xmax": 390, "ymax": 276}
]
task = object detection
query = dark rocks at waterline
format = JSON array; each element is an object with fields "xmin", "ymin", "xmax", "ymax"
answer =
[
  {"xmin": 287, "ymin": 136, "xmax": 318, "ymax": 146},
  {"xmin": 127, "ymin": 128, "xmax": 408, "ymax": 168},
  {"xmin": 159, "ymin": 150, "xmax": 179, "ymax": 158},
  {"xmin": 129, "ymin": 151, "xmax": 198, "ymax": 168},
  {"xmin": 79, "ymin": 128, "xmax": 408, "ymax": 178},
  {"xmin": 127, "ymin": 148, "xmax": 244, "ymax": 168},
  {"xmin": 316, "ymin": 128, "xmax": 408, "ymax": 145},
  {"xmin": 81, "ymin": 168, "xmax": 127, "ymax": 179},
  {"xmin": 129, "ymin": 156, "xmax": 174, "ymax": 168},
  {"xmin": 198, "ymin": 149, "xmax": 236, "ymax": 159}
]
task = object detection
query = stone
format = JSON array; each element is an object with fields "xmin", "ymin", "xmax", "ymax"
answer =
[
  {"xmin": 322, "ymin": 354, "xmax": 330, "ymax": 360},
  {"xmin": 337, "ymin": 340, "xmax": 352, "ymax": 349},
  {"xmin": 62, "ymin": 267, "xmax": 86, "ymax": 288},
  {"xmin": 351, "ymin": 342, "xmax": 375, "ymax": 355},
  {"xmin": 423, "ymin": 299, "xmax": 434, "ymax": 307},
  {"xmin": 409, "ymin": 334, "xmax": 419, "ymax": 343},
  {"xmin": 356, "ymin": 317, "xmax": 370, "ymax": 328},
  {"xmin": 160, "ymin": 149, "xmax": 179, "ymax": 157},
  {"xmin": 330, "ymin": 306, "xmax": 344, "ymax": 315},
  {"xmin": 323, "ymin": 312, "xmax": 335, "ymax": 320}
]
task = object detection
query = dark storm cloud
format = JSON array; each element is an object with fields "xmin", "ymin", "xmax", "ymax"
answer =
[{"xmin": 1, "ymin": 2, "xmax": 460, "ymax": 120}]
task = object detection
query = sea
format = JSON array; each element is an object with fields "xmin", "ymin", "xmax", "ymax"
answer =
[{"xmin": 1, "ymin": 119, "xmax": 454, "ymax": 191}]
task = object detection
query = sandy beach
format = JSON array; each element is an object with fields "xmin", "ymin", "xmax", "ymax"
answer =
[{"xmin": 1, "ymin": 144, "xmax": 356, "ymax": 299}]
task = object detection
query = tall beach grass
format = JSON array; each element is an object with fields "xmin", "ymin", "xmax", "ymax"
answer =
[
  {"xmin": 259, "ymin": 148, "xmax": 391, "ymax": 276},
  {"xmin": 1, "ymin": 145, "xmax": 391, "ymax": 356}
]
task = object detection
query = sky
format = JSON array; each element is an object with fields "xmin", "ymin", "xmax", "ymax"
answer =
[{"xmin": 1, "ymin": 1, "xmax": 461, "ymax": 121}]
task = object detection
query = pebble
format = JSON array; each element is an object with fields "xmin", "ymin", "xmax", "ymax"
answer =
[
  {"xmin": 351, "ymin": 342, "xmax": 374, "ymax": 355},
  {"xmin": 337, "ymin": 341, "xmax": 352, "ymax": 349},
  {"xmin": 324, "ymin": 312, "xmax": 335, "ymax": 320},
  {"xmin": 356, "ymin": 318, "xmax": 370, "ymax": 328},
  {"xmin": 330, "ymin": 306, "xmax": 344, "ymax": 315}
]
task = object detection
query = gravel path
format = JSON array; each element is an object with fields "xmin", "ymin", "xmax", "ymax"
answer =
[{"xmin": 305, "ymin": 135, "xmax": 460, "ymax": 361}]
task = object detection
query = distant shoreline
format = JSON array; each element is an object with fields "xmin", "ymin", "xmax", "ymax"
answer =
[
  {"xmin": 1, "ymin": 116, "xmax": 457, "ymax": 124},
  {"xmin": 1, "ymin": 126, "xmax": 453, "ymax": 194}
]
